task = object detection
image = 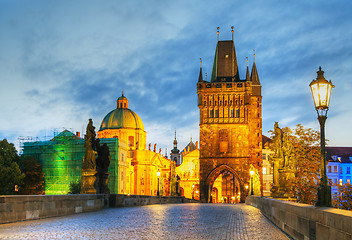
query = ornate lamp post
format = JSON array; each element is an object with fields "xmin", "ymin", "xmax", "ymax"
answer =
[
  {"xmin": 309, "ymin": 66, "xmax": 334, "ymax": 207},
  {"xmin": 192, "ymin": 184, "xmax": 195, "ymax": 200},
  {"xmin": 157, "ymin": 171, "xmax": 161, "ymax": 197},
  {"xmin": 250, "ymin": 170, "xmax": 254, "ymax": 195}
]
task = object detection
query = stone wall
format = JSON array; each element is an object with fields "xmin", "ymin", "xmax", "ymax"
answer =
[
  {"xmin": 0, "ymin": 194, "xmax": 105, "ymax": 224},
  {"xmin": 246, "ymin": 196, "xmax": 352, "ymax": 240},
  {"xmin": 109, "ymin": 194, "xmax": 198, "ymax": 207}
]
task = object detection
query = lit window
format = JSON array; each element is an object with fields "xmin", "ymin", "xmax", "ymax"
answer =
[
  {"xmin": 263, "ymin": 167, "xmax": 267, "ymax": 175},
  {"xmin": 334, "ymin": 166, "xmax": 337, "ymax": 173},
  {"xmin": 327, "ymin": 166, "xmax": 331, "ymax": 173},
  {"xmin": 339, "ymin": 179, "xmax": 343, "ymax": 185},
  {"xmin": 347, "ymin": 179, "xmax": 351, "ymax": 184},
  {"xmin": 209, "ymin": 110, "xmax": 214, "ymax": 118},
  {"xmin": 231, "ymin": 110, "xmax": 234, "ymax": 118}
]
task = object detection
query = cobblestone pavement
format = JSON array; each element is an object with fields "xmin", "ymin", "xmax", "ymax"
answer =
[{"xmin": 0, "ymin": 203, "xmax": 291, "ymax": 240}]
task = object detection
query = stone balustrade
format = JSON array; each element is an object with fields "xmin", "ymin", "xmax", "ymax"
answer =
[{"xmin": 246, "ymin": 195, "xmax": 352, "ymax": 240}]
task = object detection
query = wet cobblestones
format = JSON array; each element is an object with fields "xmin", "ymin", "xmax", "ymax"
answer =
[{"xmin": 0, "ymin": 203, "xmax": 290, "ymax": 239}]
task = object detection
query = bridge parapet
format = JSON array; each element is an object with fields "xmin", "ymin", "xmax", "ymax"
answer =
[
  {"xmin": 0, "ymin": 194, "xmax": 105, "ymax": 224},
  {"xmin": 246, "ymin": 196, "xmax": 352, "ymax": 240}
]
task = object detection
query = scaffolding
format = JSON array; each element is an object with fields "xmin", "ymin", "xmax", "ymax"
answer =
[{"xmin": 21, "ymin": 129, "xmax": 120, "ymax": 195}]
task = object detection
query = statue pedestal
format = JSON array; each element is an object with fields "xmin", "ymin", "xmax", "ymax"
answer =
[
  {"xmin": 81, "ymin": 170, "xmax": 98, "ymax": 194},
  {"xmin": 278, "ymin": 168, "xmax": 295, "ymax": 198}
]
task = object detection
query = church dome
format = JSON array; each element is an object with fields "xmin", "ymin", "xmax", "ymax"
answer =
[{"xmin": 99, "ymin": 93, "xmax": 144, "ymax": 131}]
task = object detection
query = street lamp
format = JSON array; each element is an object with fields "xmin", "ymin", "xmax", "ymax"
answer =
[
  {"xmin": 157, "ymin": 171, "xmax": 161, "ymax": 197},
  {"xmin": 309, "ymin": 66, "xmax": 334, "ymax": 207},
  {"xmin": 192, "ymin": 184, "xmax": 195, "ymax": 200},
  {"xmin": 250, "ymin": 170, "xmax": 254, "ymax": 195}
]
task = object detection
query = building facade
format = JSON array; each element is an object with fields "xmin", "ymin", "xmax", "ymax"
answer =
[
  {"xmin": 326, "ymin": 147, "xmax": 352, "ymax": 196},
  {"xmin": 97, "ymin": 93, "xmax": 173, "ymax": 196},
  {"xmin": 197, "ymin": 38, "xmax": 262, "ymax": 202}
]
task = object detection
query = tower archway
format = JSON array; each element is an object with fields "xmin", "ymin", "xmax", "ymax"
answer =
[{"xmin": 205, "ymin": 164, "xmax": 245, "ymax": 203}]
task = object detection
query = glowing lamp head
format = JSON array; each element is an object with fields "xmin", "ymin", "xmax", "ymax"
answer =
[
  {"xmin": 250, "ymin": 170, "xmax": 254, "ymax": 176},
  {"xmin": 157, "ymin": 171, "xmax": 161, "ymax": 177},
  {"xmin": 192, "ymin": 184, "xmax": 195, "ymax": 189},
  {"xmin": 245, "ymin": 185, "xmax": 248, "ymax": 189},
  {"xmin": 309, "ymin": 67, "xmax": 334, "ymax": 112}
]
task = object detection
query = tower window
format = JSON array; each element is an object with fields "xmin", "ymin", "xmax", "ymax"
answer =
[
  {"xmin": 215, "ymin": 110, "xmax": 219, "ymax": 118},
  {"xmin": 236, "ymin": 109, "xmax": 239, "ymax": 118},
  {"xmin": 209, "ymin": 110, "xmax": 214, "ymax": 118},
  {"xmin": 128, "ymin": 136, "xmax": 134, "ymax": 147},
  {"xmin": 231, "ymin": 110, "xmax": 234, "ymax": 118}
]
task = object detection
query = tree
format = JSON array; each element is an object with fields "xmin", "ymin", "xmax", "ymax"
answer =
[
  {"xmin": 269, "ymin": 124, "xmax": 321, "ymax": 204},
  {"xmin": 68, "ymin": 180, "xmax": 81, "ymax": 194},
  {"xmin": 0, "ymin": 139, "xmax": 25, "ymax": 194},
  {"xmin": 18, "ymin": 156, "xmax": 44, "ymax": 195},
  {"xmin": 332, "ymin": 183, "xmax": 352, "ymax": 210},
  {"xmin": 291, "ymin": 124, "xmax": 321, "ymax": 205}
]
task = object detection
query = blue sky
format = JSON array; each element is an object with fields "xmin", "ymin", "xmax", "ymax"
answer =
[{"xmin": 1, "ymin": 0, "xmax": 352, "ymax": 153}]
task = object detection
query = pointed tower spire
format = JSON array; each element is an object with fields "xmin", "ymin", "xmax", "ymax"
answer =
[
  {"xmin": 210, "ymin": 38, "xmax": 239, "ymax": 82},
  {"xmin": 246, "ymin": 57, "xmax": 250, "ymax": 81},
  {"xmin": 250, "ymin": 49, "xmax": 261, "ymax": 96},
  {"xmin": 198, "ymin": 58, "xmax": 204, "ymax": 82}
]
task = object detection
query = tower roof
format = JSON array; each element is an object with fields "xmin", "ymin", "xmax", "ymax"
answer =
[{"xmin": 211, "ymin": 40, "xmax": 239, "ymax": 82}]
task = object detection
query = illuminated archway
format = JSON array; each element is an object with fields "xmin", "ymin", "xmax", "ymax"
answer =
[{"xmin": 205, "ymin": 164, "xmax": 245, "ymax": 203}]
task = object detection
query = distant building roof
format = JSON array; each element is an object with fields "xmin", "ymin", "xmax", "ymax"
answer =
[
  {"xmin": 326, "ymin": 147, "xmax": 352, "ymax": 163},
  {"xmin": 262, "ymin": 135, "xmax": 272, "ymax": 149}
]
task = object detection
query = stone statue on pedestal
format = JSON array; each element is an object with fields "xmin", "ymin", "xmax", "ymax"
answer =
[
  {"xmin": 81, "ymin": 119, "xmax": 111, "ymax": 194},
  {"xmin": 81, "ymin": 119, "xmax": 98, "ymax": 194},
  {"xmin": 270, "ymin": 122, "xmax": 295, "ymax": 198}
]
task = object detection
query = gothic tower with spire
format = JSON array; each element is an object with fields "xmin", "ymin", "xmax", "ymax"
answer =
[
  {"xmin": 170, "ymin": 130, "xmax": 181, "ymax": 165},
  {"xmin": 197, "ymin": 31, "xmax": 262, "ymax": 202}
]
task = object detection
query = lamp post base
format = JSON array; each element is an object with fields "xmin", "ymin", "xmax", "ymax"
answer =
[{"xmin": 316, "ymin": 176, "xmax": 332, "ymax": 207}]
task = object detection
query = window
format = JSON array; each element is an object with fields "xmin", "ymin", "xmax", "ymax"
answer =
[
  {"xmin": 339, "ymin": 167, "xmax": 342, "ymax": 174},
  {"xmin": 263, "ymin": 167, "xmax": 267, "ymax": 175},
  {"xmin": 262, "ymin": 153, "xmax": 266, "ymax": 160},
  {"xmin": 328, "ymin": 166, "xmax": 332, "ymax": 173},
  {"xmin": 340, "ymin": 179, "xmax": 343, "ymax": 185},
  {"xmin": 128, "ymin": 136, "xmax": 134, "ymax": 147},
  {"xmin": 347, "ymin": 178, "xmax": 351, "ymax": 184},
  {"xmin": 348, "ymin": 167, "xmax": 351, "ymax": 174},
  {"xmin": 209, "ymin": 110, "xmax": 214, "ymax": 118},
  {"xmin": 236, "ymin": 109, "xmax": 239, "ymax": 118},
  {"xmin": 215, "ymin": 109, "xmax": 219, "ymax": 118},
  {"xmin": 334, "ymin": 166, "xmax": 337, "ymax": 173},
  {"xmin": 231, "ymin": 110, "xmax": 234, "ymax": 118}
]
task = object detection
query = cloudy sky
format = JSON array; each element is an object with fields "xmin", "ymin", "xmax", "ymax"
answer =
[{"xmin": 1, "ymin": 0, "xmax": 352, "ymax": 154}]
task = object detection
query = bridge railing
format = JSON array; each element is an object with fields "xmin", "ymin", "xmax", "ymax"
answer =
[{"xmin": 246, "ymin": 195, "xmax": 352, "ymax": 240}]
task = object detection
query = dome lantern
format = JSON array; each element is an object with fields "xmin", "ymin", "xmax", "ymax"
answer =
[{"xmin": 117, "ymin": 91, "xmax": 128, "ymax": 109}]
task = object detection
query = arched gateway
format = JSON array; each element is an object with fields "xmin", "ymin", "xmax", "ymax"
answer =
[
  {"xmin": 205, "ymin": 164, "xmax": 244, "ymax": 203},
  {"xmin": 197, "ymin": 35, "xmax": 263, "ymax": 203}
]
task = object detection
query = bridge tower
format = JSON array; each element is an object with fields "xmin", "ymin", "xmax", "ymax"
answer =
[{"xmin": 197, "ymin": 34, "xmax": 262, "ymax": 203}]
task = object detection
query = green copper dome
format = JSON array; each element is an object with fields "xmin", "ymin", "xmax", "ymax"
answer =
[{"xmin": 99, "ymin": 108, "xmax": 144, "ymax": 131}]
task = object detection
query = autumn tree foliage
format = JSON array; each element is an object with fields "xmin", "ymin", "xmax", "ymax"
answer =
[
  {"xmin": 270, "ymin": 124, "xmax": 321, "ymax": 204},
  {"xmin": 290, "ymin": 125, "xmax": 321, "ymax": 204},
  {"xmin": 332, "ymin": 183, "xmax": 352, "ymax": 210}
]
